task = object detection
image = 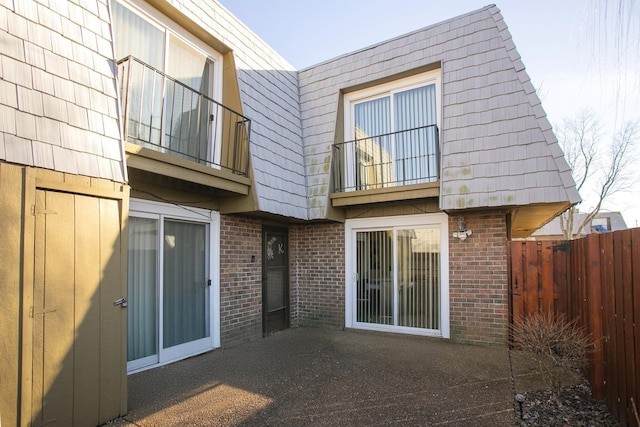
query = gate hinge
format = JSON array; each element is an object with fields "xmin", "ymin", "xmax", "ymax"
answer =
[
  {"xmin": 30, "ymin": 306, "xmax": 57, "ymax": 316},
  {"xmin": 546, "ymin": 241, "xmax": 570, "ymax": 252}
]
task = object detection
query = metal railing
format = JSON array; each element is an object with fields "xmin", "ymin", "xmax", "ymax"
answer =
[
  {"xmin": 332, "ymin": 125, "xmax": 440, "ymax": 192},
  {"xmin": 117, "ymin": 56, "xmax": 251, "ymax": 176}
]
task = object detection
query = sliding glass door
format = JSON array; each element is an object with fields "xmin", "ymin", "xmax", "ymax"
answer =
[
  {"xmin": 127, "ymin": 200, "xmax": 219, "ymax": 372},
  {"xmin": 346, "ymin": 214, "xmax": 449, "ymax": 337}
]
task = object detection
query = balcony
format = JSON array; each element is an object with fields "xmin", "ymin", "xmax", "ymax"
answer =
[
  {"xmin": 117, "ymin": 56, "xmax": 251, "ymax": 178},
  {"xmin": 331, "ymin": 125, "xmax": 440, "ymax": 205}
]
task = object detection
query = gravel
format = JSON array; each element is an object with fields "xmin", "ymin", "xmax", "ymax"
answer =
[{"xmin": 514, "ymin": 383, "xmax": 620, "ymax": 426}]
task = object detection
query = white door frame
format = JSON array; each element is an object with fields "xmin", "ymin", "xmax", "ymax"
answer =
[
  {"xmin": 344, "ymin": 213, "xmax": 449, "ymax": 338},
  {"xmin": 127, "ymin": 198, "xmax": 220, "ymax": 373}
]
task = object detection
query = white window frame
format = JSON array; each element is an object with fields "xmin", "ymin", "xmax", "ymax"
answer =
[
  {"xmin": 128, "ymin": 199, "xmax": 220, "ymax": 373},
  {"xmin": 344, "ymin": 213, "xmax": 450, "ymax": 338},
  {"xmin": 343, "ymin": 70, "xmax": 442, "ymax": 190},
  {"xmin": 112, "ymin": 0, "xmax": 223, "ymax": 166}
]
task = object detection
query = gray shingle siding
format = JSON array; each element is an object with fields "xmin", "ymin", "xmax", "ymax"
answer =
[
  {"xmin": 166, "ymin": 0, "xmax": 308, "ymax": 219},
  {"xmin": 1, "ymin": 0, "xmax": 126, "ymax": 183},
  {"xmin": 299, "ymin": 5, "xmax": 579, "ymax": 219},
  {"xmin": 5, "ymin": 0, "xmax": 577, "ymax": 218}
]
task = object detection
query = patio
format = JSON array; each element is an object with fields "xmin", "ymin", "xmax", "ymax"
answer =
[{"xmin": 110, "ymin": 327, "xmax": 545, "ymax": 426}]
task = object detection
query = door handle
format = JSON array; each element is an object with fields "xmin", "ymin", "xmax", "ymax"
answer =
[{"xmin": 113, "ymin": 297, "xmax": 128, "ymax": 307}]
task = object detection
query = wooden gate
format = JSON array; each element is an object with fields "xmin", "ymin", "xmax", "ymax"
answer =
[
  {"xmin": 509, "ymin": 231, "xmax": 640, "ymax": 427},
  {"xmin": 508, "ymin": 240, "xmax": 570, "ymax": 320}
]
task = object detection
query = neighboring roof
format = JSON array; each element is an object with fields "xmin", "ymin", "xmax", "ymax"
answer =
[
  {"xmin": 298, "ymin": 5, "xmax": 579, "ymax": 224},
  {"xmin": 532, "ymin": 211, "xmax": 628, "ymax": 238}
]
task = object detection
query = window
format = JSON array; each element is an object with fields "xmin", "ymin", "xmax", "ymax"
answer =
[
  {"xmin": 111, "ymin": 0, "xmax": 223, "ymax": 166},
  {"xmin": 127, "ymin": 199, "xmax": 220, "ymax": 372},
  {"xmin": 341, "ymin": 70, "xmax": 441, "ymax": 191},
  {"xmin": 345, "ymin": 214, "xmax": 449, "ymax": 337}
]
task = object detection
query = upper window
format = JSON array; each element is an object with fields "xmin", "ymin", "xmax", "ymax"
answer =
[
  {"xmin": 112, "ymin": 0, "xmax": 241, "ymax": 169},
  {"xmin": 111, "ymin": 0, "xmax": 221, "ymax": 99},
  {"xmin": 338, "ymin": 70, "xmax": 441, "ymax": 191}
]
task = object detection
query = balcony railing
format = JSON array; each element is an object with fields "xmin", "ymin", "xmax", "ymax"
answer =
[
  {"xmin": 117, "ymin": 56, "xmax": 250, "ymax": 176},
  {"xmin": 332, "ymin": 125, "xmax": 440, "ymax": 192}
]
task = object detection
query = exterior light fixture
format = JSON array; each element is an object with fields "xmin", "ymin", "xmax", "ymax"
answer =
[
  {"xmin": 515, "ymin": 393, "xmax": 526, "ymax": 419},
  {"xmin": 452, "ymin": 216, "xmax": 473, "ymax": 241}
]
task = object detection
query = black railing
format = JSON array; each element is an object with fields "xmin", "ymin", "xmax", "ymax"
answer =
[
  {"xmin": 332, "ymin": 125, "xmax": 440, "ymax": 192},
  {"xmin": 117, "ymin": 56, "xmax": 250, "ymax": 176}
]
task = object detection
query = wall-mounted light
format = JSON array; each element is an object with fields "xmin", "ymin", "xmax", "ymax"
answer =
[{"xmin": 452, "ymin": 216, "xmax": 473, "ymax": 241}]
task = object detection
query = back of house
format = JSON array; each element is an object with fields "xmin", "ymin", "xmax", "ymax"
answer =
[{"xmin": 0, "ymin": 0, "xmax": 577, "ymax": 425}]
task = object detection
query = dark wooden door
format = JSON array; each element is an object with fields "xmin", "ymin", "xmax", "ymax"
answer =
[{"xmin": 262, "ymin": 227, "xmax": 289, "ymax": 335}]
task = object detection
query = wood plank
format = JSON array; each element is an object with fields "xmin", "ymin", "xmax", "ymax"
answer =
[
  {"xmin": 20, "ymin": 166, "xmax": 37, "ymax": 425},
  {"xmin": 621, "ymin": 229, "xmax": 635, "ymax": 424},
  {"xmin": 99, "ymin": 197, "xmax": 127, "ymax": 422},
  {"xmin": 72, "ymin": 195, "xmax": 101, "ymax": 426},
  {"xmin": 524, "ymin": 242, "xmax": 540, "ymax": 315},
  {"xmin": 31, "ymin": 189, "xmax": 47, "ymax": 425},
  {"xmin": 509, "ymin": 241, "xmax": 524, "ymax": 322},
  {"xmin": 540, "ymin": 243, "xmax": 554, "ymax": 313},
  {"xmin": 586, "ymin": 234, "xmax": 604, "ymax": 399},
  {"xmin": 601, "ymin": 232, "xmax": 618, "ymax": 418},
  {"xmin": 569, "ymin": 238, "xmax": 583, "ymax": 321},
  {"xmin": 613, "ymin": 231, "xmax": 628, "ymax": 425},
  {"xmin": 631, "ymin": 228, "xmax": 640, "ymax": 424},
  {"xmin": 0, "ymin": 164, "xmax": 23, "ymax": 425},
  {"xmin": 553, "ymin": 242, "xmax": 569, "ymax": 316},
  {"xmin": 36, "ymin": 191, "xmax": 76, "ymax": 426}
]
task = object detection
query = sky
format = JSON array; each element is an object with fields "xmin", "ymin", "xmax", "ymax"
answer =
[{"xmin": 219, "ymin": 0, "xmax": 640, "ymax": 227}]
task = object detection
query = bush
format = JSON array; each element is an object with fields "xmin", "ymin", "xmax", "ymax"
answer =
[{"xmin": 511, "ymin": 312, "xmax": 594, "ymax": 403}]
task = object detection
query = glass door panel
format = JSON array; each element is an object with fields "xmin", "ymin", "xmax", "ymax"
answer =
[
  {"xmin": 355, "ymin": 228, "xmax": 440, "ymax": 330},
  {"xmin": 397, "ymin": 228, "xmax": 440, "ymax": 329},
  {"xmin": 127, "ymin": 217, "xmax": 158, "ymax": 365},
  {"xmin": 353, "ymin": 97, "xmax": 392, "ymax": 190},
  {"xmin": 356, "ymin": 231, "xmax": 394, "ymax": 325},
  {"xmin": 163, "ymin": 220, "xmax": 208, "ymax": 349},
  {"xmin": 394, "ymin": 84, "xmax": 437, "ymax": 184}
]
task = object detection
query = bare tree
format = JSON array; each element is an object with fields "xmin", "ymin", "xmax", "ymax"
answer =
[{"xmin": 558, "ymin": 110, "xmax": 639, "ymax": 239}]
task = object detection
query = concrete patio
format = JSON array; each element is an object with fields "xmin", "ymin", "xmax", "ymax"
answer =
[{"xmin": 109, "ymin": 327, "xmax": 547, "ymax": 426}]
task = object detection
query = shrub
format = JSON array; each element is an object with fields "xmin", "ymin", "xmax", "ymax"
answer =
[{"xmin": 511, "ymin": 311, "xmax": 594, "ymax": 403}]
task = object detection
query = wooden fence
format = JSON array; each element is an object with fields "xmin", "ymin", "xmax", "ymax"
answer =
[{"xmin": 509, "ymin": 228, "xmax": 640, "ymax": 427}]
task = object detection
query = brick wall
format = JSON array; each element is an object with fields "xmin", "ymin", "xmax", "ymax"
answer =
[
  {"xmin": 219, "ymin": 213, "xmax": 509, "ymax": 347},
  {"xmin": 292, "ymin": 222, "xmax": 345, "ymax": 329},
  {"xmin": 448, "ymin": 211, "xmax": 509, "ymax": 345},
  {"xmin": 219, "ymin": 215, "xmax": 263, "ymax": 346}
]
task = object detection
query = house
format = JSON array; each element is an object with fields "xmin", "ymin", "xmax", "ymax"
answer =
[
  {"xmin": 0, "ymin": 0, "xmax": 579, "ymax": 425},
  {"xmin": 529, "ymin": 211, "xmax": 628, "ymax": 240}
]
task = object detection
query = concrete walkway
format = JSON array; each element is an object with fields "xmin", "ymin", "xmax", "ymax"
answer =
[{"xmin": 110, "ymin": 328, "xmax": 546, "ymax": 426}]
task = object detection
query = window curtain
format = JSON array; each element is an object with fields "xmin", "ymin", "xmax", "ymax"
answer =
[
  {"xmin": 127, "ymin": 217, "xmax": 158, "ymax": 362},
  {"xmin": 163, "ymin": 220, "xmax": 208, "ymax": 349},
  {"xmin": 394, "ymin": 84, "xmax": 437, "ymax": 184},
  {"xmin": 165, "ymin": 35, "xmax": 212, "ymax": 163},
  {"xmin": 111, "ymin": 0, "xmax": 164, "ymax": 69},
  {"xmin": 112, "ymin": 0, "xmax": 165, "ymax": 146},
  {"xmin": 353, "ymin": 97, "xmax": 392, "ymax": 189}
]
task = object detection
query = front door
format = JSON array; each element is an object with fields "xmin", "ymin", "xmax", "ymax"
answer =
[{"xmin": 262, "ymin": 227, "xmax": 289, "ymax": 335}]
